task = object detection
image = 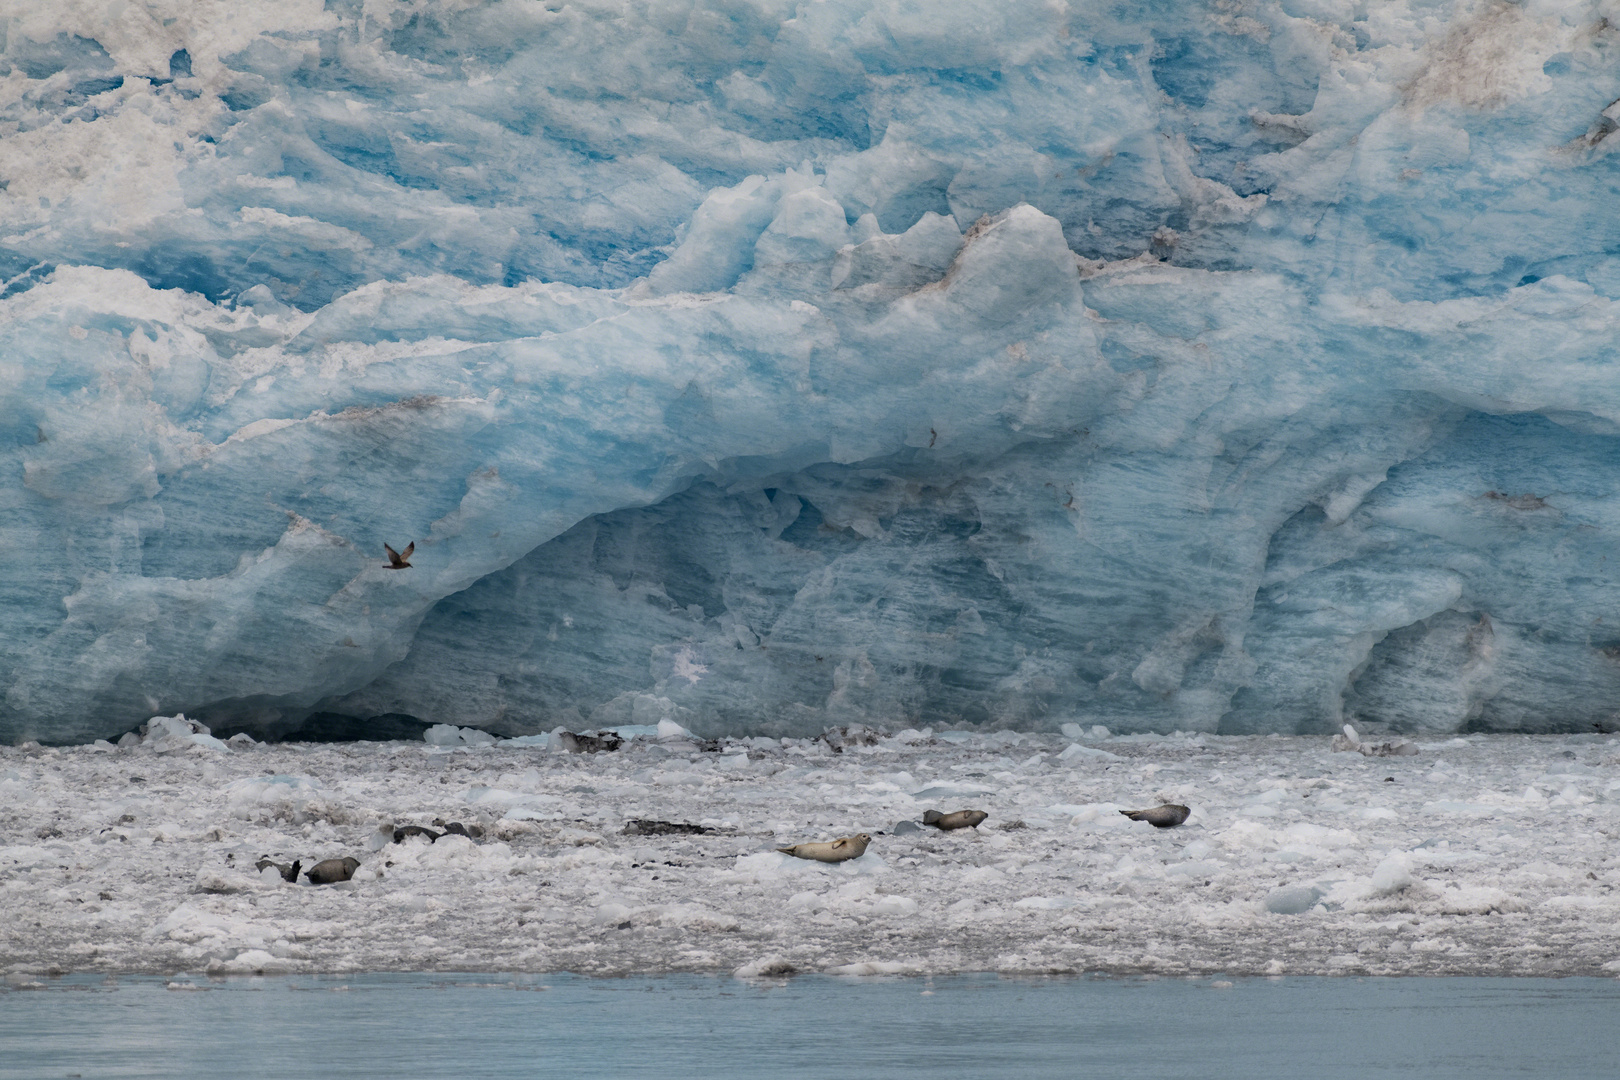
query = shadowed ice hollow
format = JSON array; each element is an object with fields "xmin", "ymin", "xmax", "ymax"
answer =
[{"xmin": 4, "ymin": 1, "xmax": 1620, "ymax": 741}]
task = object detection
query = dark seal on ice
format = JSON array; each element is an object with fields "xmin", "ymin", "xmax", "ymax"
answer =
[
  {"xmin": 556, "ymin": 730, "xmax": 623, "ymax": 753},
  {"xmin": 1119, "ymin": 804, "xmax": 1190, "ymax": 828},
  {"xmin": 622, "ymin": 819, "xmax": 713, "ymax": 836},
  {"xmin": 304, "ymin": 856, "xmax": 361, "ymax": 884},
  {"xmin": 256, "ymin": 857, "xmax": 300, "ymax": 882},
  {"xmin": 922, "ymin": 809, "xmax": 989, "ymax": 831},
  {"xmin": 433, "ymin": 819, "xmax": 484, "ymax": 840},
  {"xmin": 392, "ymin": 825, "xmax": 442, "ymax": 844}
]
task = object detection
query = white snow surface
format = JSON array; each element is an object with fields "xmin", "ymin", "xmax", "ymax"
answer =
[{"xmin": 4, "ymin": 731, "xmax": 1620, "ymax": 978}]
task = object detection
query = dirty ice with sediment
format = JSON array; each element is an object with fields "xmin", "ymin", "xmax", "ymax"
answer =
[{"xmin": 7, "ymin": 1, "xmax": 1620, "ymax": 743}]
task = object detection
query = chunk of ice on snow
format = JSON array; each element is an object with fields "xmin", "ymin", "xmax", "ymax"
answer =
[
  {"xmin": 424, "ymin": 724, "xmax": 497, "ymax": 746},
  {"xmin": 910, "ymin": 784, "xmax": 996, "ymax": 799},
  {"xmin": 139, "ymin": 715, "xmax": 228, "ymax": 753},
  {"xmin": 1058, "ymin": 743, "xmax": 1121, "ymax": 762},
  {"xmin": 654, "ymin": 718, "xmax": 689, "ymax": 740},
  {"xmin": 870, "ymin": 895, "xmax": 919, "ymax": 915},
  {"xmin": 1264, "ymin": 885, "xmax": 1325, "ymax": 915},
  {"xmin": 1369, "ymin": 853, "xmax": 1414, "ymax": 895}
]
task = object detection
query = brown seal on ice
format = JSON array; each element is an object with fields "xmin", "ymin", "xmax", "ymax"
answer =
[
  {"xmin": 922, "ymin": 809, "xmax": 989, "ymax": 831},
  {"xmin": 304, "ymin": 856, "xmax": 361, "ymax": 884},
  {"xmin": 776, "ymin": 834, "xmax": 872, "ymax": 863},
  {"xmin": 1119, "ymin": 804, "xmax": 1190, "ymax": 828}
]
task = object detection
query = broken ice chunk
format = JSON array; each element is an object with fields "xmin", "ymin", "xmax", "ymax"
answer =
[
  {"xmin": 1331, "ymin": 724, "xmax": 1419, "ymax": 757},
  {"xmin": 423, "ymin": 724, "xmax": 497, "ymax": 747},
  {"xmin": 1263, "ymin": 885, "xmax": 1325, "ymax": 914}
]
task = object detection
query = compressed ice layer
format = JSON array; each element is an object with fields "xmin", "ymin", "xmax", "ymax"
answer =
[
  {"xmin": 5, "ymin": 2, "xmax": 1620, "ymax": 740},
  {"xmin": 3, "ymin": 733, "xmax": 1620, "ymax": 978}
]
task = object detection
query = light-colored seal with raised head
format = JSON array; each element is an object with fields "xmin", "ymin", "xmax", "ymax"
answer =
[
  {"xmin": 776, "ymin": 834, "xmax": 872, "ymax": 863},
  {"xmin": 1119, "ymin": 804, "xmax": 1190, "ymax": 828},
  {"xmin": 923, "ymin": 809, "xmax": 988, "ymax": 831},
  {"xmin": 304, "ymin": 856, "xmax": 361, "ymax": 884}
]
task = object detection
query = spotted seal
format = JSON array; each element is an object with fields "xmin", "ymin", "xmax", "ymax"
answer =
[
  {"xmin": 304, "ymin": 856, "xmax": 361, "ymax": 884},
  {"xmin": 776, "ymin": 834, "xmax": 872, "ymax": 863},
  {"xmin": 1119, "ymin": 804, "xmax": 1190, "ymax": 828},
  {"xmin": 922, "ymin": 809, "xmax": 988, "ymax": 831}
]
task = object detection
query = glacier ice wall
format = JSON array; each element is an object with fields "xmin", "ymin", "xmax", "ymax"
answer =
[{"xmin": 5, "ymin": 0, "xmax": 1620, "ymax": 742}]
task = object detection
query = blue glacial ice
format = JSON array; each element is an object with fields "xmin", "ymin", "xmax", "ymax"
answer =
[{"xmin": 4, "ymin": 1, "xmax": 1620, "ymax": 742}]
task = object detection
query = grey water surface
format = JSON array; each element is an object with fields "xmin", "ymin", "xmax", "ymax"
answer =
[{"xmin": 2, "ymin": 973, "xmax": 1617, "ymax": 1079}]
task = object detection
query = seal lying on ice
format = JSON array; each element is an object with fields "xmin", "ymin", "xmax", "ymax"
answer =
[
  {"xmin": 304, "ymin": 856, "xmax": 361, "ymax": 884},
  {"xmin": 776, "ymin": 834, "xmax": 872, "ymax": 862},
  {"xmin": 923, "ymin": 809, "xmax": 989, "ymax": 831},
  {"xmin": 1119, "ymin": 804, "xmax": 1190, "ymax": 828},
  {"xmin": 555, "ymin": 730, "xmax": 623, "ymax": 753},
  {"xmin": 434, "ymin": 819, "xmax": 484, "ymax": 840}
]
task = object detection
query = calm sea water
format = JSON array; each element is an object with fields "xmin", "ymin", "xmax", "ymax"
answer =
[{"xmin": 2, "ymin": 973, "xmax": 1616, "ymax": 1079}]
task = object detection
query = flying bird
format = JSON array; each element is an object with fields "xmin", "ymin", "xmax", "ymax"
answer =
[{"xmin": 383, "ymin": 542, "xmax": 414, "ymax": 569}]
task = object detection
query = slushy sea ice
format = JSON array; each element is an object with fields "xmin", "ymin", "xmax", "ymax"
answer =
[
  {"xmin": 6, "ymin": 2, "xmax": 1620, "ymax": 742},
  {"xmin": 2, "ymin": 729, "xmax": 1618, "ymax": 978}
]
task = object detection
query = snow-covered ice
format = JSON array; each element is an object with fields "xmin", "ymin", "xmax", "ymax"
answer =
[{"xmin": 3, "ymin": 730, "xmax": 1619, "ymax": 977}]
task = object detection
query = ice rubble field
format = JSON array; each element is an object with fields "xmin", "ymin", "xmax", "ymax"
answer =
[
  {"xmin": 9, "ymin": 1, "xmax": 1620, "ymax": 742},
  {"xmin": 4, "ymin": 728, "xmax": 1620, "ymax": 979}
]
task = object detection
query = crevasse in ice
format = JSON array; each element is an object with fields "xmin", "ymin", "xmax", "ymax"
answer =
[{"xmin": 4, "ymin": 1, "xmax": 1620, "ymax": 742}]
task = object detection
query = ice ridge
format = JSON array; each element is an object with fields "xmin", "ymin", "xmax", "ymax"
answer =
[{"xmin": 4, "ymin": 2, "xmax": 1620, "ymax": 742}]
